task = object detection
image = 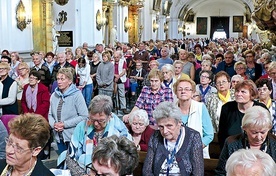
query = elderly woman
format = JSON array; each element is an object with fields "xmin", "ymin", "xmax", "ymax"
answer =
[
  {"xmin": 143, "ymin": 101, "xmax": 204, "ymax": 175},
  {"xmin": 15, "ymin": 62, "xmax": 30, "ymax": 101},
  {"xmin": 234, "ymin": 61, "xmax": 248, "ymax": 80},
  {"xmin": 0, "ymin": 62, "xmax": 18, "ymax": 115},
  {"xmin": 218, "ymin": 80, "xmax": 268, "ymax": 149},
  {"xmin": 96, "ymin": 51, "xmax": 114, "ymax": 98},
  {"xmin": 89, "ymin": 53, "xmax": 101, "ymax": 96},
  {"xmin": 174, "ymin": 78, "xmax": 214, "ymax": 158},
  {"xmin": 196, "ymin": 70, "xmax": 217, "ymax": 103},
  {"xmin": 49, "ymin": 68, "xmax": 88, "ymax": 155},
  {"xmin": 21, "ymin": 71, "xmax": 50, "ymax": 120},
  {"xmin": 123, "ymin": 69, "xmax": 173, "ymax": 127},
  {"xmin": 215, "ymin": 106, "xmax": 276, "ymax": 175},
  {"xmin": 230, "ymin": 74, "xmax": 244, "ymax": 89},
  {"xmin": 0, "ymin": 113, "xmax": 54, "ymax": 175},
  {"xmin": 206, "ymin": 71, "xmax": 235, "ymax": 132},
  {"xmin": 127, "ymin": 109, "xmax": 155, "ymax": 151},
  {"xmin": 65, "ymin": 95, "xmax": 131, "ymax": 176},
  {"xmin": 91, "ymin": 135, "xmax": 138, "ymax": 176},
  {"xmin": 226, "ymin": 149, "xmax": 276, "ymax": 176},
  {"xmin": 173, "ymin": 60, "xmax": 190, "ymax": 81},
  {"xmin": 195, "ymin": 59, "xmax": 215, "ymax": 84},
  {"xmin": 161, "ymin": 64, "xmax": 177, "ymax": 102}
]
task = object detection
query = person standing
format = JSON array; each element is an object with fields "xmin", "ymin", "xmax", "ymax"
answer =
[
  {"xmin": 48, "ymin": 68, "xmax": 88, "ymax": 154},
  {"xmin": 113, "ymin": 51, "xmax": 128, "ymax": 114},
  {"xmin": 96, "ymin": 51, "xmax": 114, "ymax": 98}
]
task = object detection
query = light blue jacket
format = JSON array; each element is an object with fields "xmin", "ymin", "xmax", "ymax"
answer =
[{"xmin": 48, "ymin": 84, "xmax": 88, "ymax": 143}]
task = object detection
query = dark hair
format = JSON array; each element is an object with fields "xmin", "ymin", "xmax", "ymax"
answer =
[
  {"xmin": 45, "ymin": 52, "xmax": 55, "ymax": 58},
  {"xmin": 30, "ymin": 70, "xmax": 41, "ymax": 80},
  {"xmin": 1, "ymin": 49, "xmax": 9, "ymax": 55},
  {"xmin": 194, "ymin": 44, "xmax": 202, "ymax": 50},
  {"xmin": 1, "ymin": 55, "xmax": 11, "ymax": 63},
  {"xmin": 78, "ymin": 57, "xmax": 86, "ymax": 66},
  {"xmin": 87, "ymin": 51, "xmax": 94, "ymax": 57},
  {"xmin": 255, "ymin": 78, "xmax": 272, "ymax": 91},
  {"xmin": 216, "ymin": 53, "xmax": 224, "ymax": 60}
]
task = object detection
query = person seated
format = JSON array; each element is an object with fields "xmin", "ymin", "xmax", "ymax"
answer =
[
  {"xmin": 143, "ymin": 101, "xmax": 204, "ymax": 175},
  {"xmin": 65, "ymin": 95, "xmax": 132, "ymax": 176},
  {"xmin": 90, "ymin": 135, "xmax": 139, "ymax": 176},
  {"xmin": 225, "ymin": 149, "xmax": 276, "ymax": 176},
  {"xmin": 0, "ymin": 121, "xmax": 8, "ymax": 159},
  {"xmin": 215, "ymin": 106, "xmax": 276, "ymax": 175},
  {"xmin": 127, "ymin": 109, "xmax": 155, "ymax": 151},
  {"xmin": 0, "ymin": 113, "xmax": 54, "ymax": 176},
  {"xmin": 230, "ymin": 74, "xmax": 244, "ymax": 89}
]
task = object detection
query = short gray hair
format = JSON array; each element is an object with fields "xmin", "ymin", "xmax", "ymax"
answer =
[
  {"xmin": 242, "ymin": 106, "xmax": 272, "ymax": 129},
  {"xmin": 161, "ymin": 64, "xmax": 175, "ymax": 75},
  {"xmin": 129, "ymin": 109, "xmax": 149, "ymax": 126},
  {"xmin": 88, "ymin": 95, "xmax": 113, "ymax": 115},
  {"xmin": 226, "ymin": 149, "xmax": 276, "ymax": 176},
  {"xmin": 153, "ymin": 101, "xmax": 182, "ymax": 123}
]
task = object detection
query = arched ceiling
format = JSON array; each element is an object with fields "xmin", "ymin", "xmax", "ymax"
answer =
[{"xmin": 169, "ymin": 0, "xmax": 254, "ymax": 20}]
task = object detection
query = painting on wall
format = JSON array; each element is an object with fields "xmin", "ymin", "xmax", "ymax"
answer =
[
  {"xmin": 153, "ymin": 0, "xmax": 162, "ymax": 11},
  {"xmin": 196, "ymin": 17, "xmax": 207, "ymax": 35},
  {"xmin": 233, "ymin": 16, "xmax": 244, "ymax": 32}
]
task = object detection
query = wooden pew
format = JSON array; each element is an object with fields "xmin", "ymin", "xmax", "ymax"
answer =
[{"xmin": 133, "ymin": 151, "xmax": 219, "ymax": 175}]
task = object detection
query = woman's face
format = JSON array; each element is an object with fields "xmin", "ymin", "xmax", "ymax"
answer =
[
  {"xmin": 93, "ymin": 55, "xmax": 99, "ymax": 62},
  {"xmin": 176, "ymin": 81, "xmax": 193, "ymax": 101},
  {"xmin": 235, "ymin": 64, "xmax": 246, "ymax": 75},
  {"xmin": 89, "ymin": 112, "xmax": 109, "ymax": 132},
  {"xmin": 174, "ymin": 64, "xmax": 183, "ymax": 75},
  {"xmin": 0, "ymin": 66, "xmax": 9, "ymax": 77},
  {"xmin": 235, "ymin": 87, "xmax": 252, "ymax": 104},
  {"xmin": 157, "ymin": 118, "xmax": 182, "ymax": 142},
  {"xmin": 11, "ymin": 53, "xmax": 17, "ymax": 61},
  {"xmin": 131, "ymin": 117, "xmax": 147, "ymax": 134},
  {"xmin": 215, "ymin": 75, "xmax": 230, "ymax": 92},
  {"xmin": 29, "ymin": 75, "xmax": 39, "ymax": 87},
  {"xmin": 231, "ymin": 78, "xmax": 241, "ymax": 89},
  {"xmin": 18, "ymin": 66, "xmax": 29, "ymax": 76},
  {"xmin": 57, "ymin": 73, "xmax": 72, "ymax": 93},
  {"xmin": 200, "ymin": 72, "xmax": 211, "ymax": 85},
  {"xmin": 150, "ymin": 76, "xmax": 161, "ymax": 92},
  {"xmin": 244, "ymin": 126, "xmax": 270, "ymax": 147},
  {"xmin": 215, "ymin": 57, "xmax": 222, "ymax": 64},
  {"xmin": 102, "ymin": 55, "xmax": 109, "ymax": 62},
  {"xmin": 269, "ymin": 68, "xmax": 276, "ymax": 82},
  {"xmin": 162, "ymin": 68, "xmax": 173, "ymax": 81},
  {"xmin": 5, "ymin": 134, "xmax": 33, "ymax": 168},
  {"xmin": 91, "ymin": 160, "xmax": 119, "ymax": 176},
  {"xmin": 201, "ymin": 63, "xmax": 211, "ymax": 71},
  {"xmin": 76, "ymin": 48, "xmax": 82, "ymax": 56},
  {"xmin": 257, "ymin": 84, "xmax": 272, "ymax": 101}
]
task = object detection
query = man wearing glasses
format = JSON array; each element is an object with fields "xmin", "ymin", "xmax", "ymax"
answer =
[{"xmin": 65, "ymin": 95, "xmax": 131, "ymax": 176}]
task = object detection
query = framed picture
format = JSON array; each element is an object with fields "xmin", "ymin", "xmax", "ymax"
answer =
[
  {"xmin": 153, "ymin": 0, "xmax": 162, "ymax": 11},
  {"xmin": 196, "ymin": 17, "xmax": 207, "ymax": 35},
  {"xmin": 233, "ymin": 16, "xmax": 243, "ymax": 32}
]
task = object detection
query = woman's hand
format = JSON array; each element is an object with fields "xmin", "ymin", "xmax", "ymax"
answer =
[
  {"xmin": 123, "ymin": 114, "xmax": 130, "ymax": 123},
  {"xmin": 54, "ymin": 122, "xmax": 64, "ymax": 132}
]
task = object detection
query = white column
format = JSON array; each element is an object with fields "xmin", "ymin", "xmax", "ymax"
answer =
[
  {"xmin": 168, "ymin": 18, "xmax": 179, "ymax": 39},
  {"xmin": 157, "ymin": 15, "xmax": 166, "ymax": 40},
  {"xmin": 121, "ymin": 6, "xmax": 129, "ymax": 43}
]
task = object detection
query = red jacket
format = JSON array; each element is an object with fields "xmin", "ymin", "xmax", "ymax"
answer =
[{"xmin": 21, "ymin": 83, "xmax": 50, "ymax": 120}]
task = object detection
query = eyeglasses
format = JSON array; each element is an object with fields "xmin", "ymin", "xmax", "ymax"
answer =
[
  {"xmin": 0, "ymin": 68, "xmax": 7, "ymax": 70},
  {"xmin": 89, "ymin": 116, "xmax": 108, "ymax": 125},
  {"xmin": 29, "ymin": 76, "xmax": 38, "ymax": 80},
  {"xmin": 18, "ymin": 68, "xmax": 27, "ymax": 71},
  {"xmin": 193, "ymin": 94, "xmax": 200, "ymax": 98},
  {"xmin": 86, "ymin": 163, "xmax": 114, "ymax": 176},
  {"xmin": 177, "ymin": 87, "xmax": 193, "ymax": 92},
  {"xmin": 269, "ymin": 72, "xmax": 276, "ymax": 76},
  {"xmin": 5, "ymin": 137, "xmax": 31, "ymax": 154},
  {"xmin": 200, "ymin": 75, "xmax": 209, "ymax": 79},
  {"xmin": 216, "ymin": 80, "xmax": 228, "ymax": 86},
  {"xmin": 235, "ymin": 67, "xmax": 245, "ymax": 70},
  {"xmin": 257, "ymin": 87, "xmax": 269, "ymax": 92}
]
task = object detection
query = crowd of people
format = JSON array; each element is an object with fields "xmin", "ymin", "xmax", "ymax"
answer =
[{"xmin": 0, "ymin": 37, "xmax": 276, "ymax": 175}]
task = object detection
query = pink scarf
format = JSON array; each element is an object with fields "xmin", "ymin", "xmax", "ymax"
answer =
[{"xmin": 26, "ymin": 84, "xmax": 38, "ymax": 112}]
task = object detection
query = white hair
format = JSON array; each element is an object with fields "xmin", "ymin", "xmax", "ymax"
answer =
[{"xmin": 129, "ymin": 109, "xmax": 149, "ymax": 126}]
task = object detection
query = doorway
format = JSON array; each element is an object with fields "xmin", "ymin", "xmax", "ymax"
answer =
[{"xmin": 210, "ymin": 17, "xmax": 229, "ymax": 39}]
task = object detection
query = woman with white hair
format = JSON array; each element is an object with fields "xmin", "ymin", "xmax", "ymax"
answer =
[
  {"xmin": 161, "ymin": 64, "xmax": 179, "ymax": 103},
  {"xmin": 127, "ymin": 109, "xmax": 155, "ymax": 151},
  {"xmin": 226, "ymin": 149, "xmax": 276, "ymax": 176},
  {"xmin": 230, "ymin": 74, "xmax": 244, "ymax": 89},
  {"xmin": 143, "ymin": 101, "xmax": 204, "ymax": 175},
  {"xmin": 215, "ymin": 106, "xmax": 276, "ymax": 175}
]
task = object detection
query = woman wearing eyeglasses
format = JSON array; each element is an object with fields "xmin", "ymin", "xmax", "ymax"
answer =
[
  {"xmin": 0, "ymin": 113, "xmax": 54, "ymax": 176},
  {"xmin": 218, "ymin": 79, "xmax": 268, "ymax": 149},
  {"xmin": 206, "ymin": 71, "xmax": 235, "ymax": 133},
  {"xmin": 174, "ymin": 78, "xmax": 213, "ymax": 158},
  {"xmin": 65, "ymin": 95, "xmax": 131, "ymax": 176}
]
